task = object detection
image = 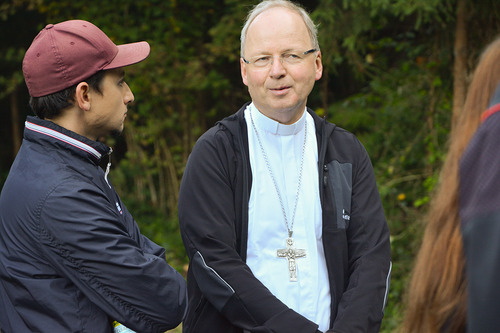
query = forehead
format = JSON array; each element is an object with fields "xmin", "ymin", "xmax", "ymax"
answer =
[
  {"xmin": 245, "ymin": 7, "xmax": 311, "ymax": 54},
  {"xmin": 105, "ymin": 68, "xmax": 125, "ymax": 78}
]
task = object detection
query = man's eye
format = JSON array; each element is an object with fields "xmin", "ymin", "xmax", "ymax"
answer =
[
  {"xmin": 254, "ymin": 56, "xmax": 271, "ymax": 63},
  {"xmin": 284, "ymin": 53, "xmax": 300, "ymax": 59}
]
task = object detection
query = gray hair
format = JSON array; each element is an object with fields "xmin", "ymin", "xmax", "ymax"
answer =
[{"xmin": 240, "ymin": 0, "xmax": 320, "ymax": 57}]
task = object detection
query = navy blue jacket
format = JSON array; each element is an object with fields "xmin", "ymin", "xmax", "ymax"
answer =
[
  {"xmin": 0, "ymin": 116, "xmax": 187, "ymax": 333},
  {"xmin": 460, "ymin": 89, "xmax": 500, "ymax": 333},
  {"xmin": 178, "ymin": 105, "xmax": 391, "ymax": 333}
]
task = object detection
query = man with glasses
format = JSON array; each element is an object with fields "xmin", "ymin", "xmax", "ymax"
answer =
[{"xmin": 178, "ymin": 1, "xmax": 391, "ymax": 332}]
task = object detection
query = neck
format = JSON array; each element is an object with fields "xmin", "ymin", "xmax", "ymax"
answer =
[
  {"xmin": 46, "ymin": 108, "xmax": 96, "ymax": 141},
  {"xmin": 254, "ymin": 105, "xmax": 306, "ymax": 125}
]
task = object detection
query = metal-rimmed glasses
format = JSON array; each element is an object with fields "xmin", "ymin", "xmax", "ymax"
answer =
[{"xmin": 242, "ymin": 48, "xmax": 317, "ymax": 68}]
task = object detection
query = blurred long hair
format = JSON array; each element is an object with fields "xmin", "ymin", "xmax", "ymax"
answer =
[{"xmin": 400, "ymin": 36, "xmax": 500, "ymax": 333}]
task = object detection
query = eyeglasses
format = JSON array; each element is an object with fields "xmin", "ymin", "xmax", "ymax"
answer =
[{"xmin": 242, "ymin": 48, "xmax": 317, "ymax": 68}]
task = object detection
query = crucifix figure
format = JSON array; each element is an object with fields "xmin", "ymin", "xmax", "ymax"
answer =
[{"xmin": 277, "ymin": 237, "xmax": 306, "ymax": 282}]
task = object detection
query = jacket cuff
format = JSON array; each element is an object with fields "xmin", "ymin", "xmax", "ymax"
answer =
[{"xmin": 221, "ymin": 297, "xmax": 318, "ymax": 333}]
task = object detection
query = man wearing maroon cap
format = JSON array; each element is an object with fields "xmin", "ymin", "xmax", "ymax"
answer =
[{"xmin": 0, "ymin": 20, "xmax": 187, "ymax": 333}]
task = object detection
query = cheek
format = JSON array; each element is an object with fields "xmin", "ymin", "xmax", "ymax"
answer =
[
  {"xmin": 245, "ymin": 71, "xmax": 268, "ymax": 88},
  {"xmin": 292, "ymin": 69, "xmax": 317, "ymax": 89}
]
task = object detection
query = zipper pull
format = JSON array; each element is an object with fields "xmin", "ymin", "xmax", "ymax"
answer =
[
  {"xmin": 104, "ymin": 147, "xmax": 113, "ymax": 188},
  {"xmin": 323, "ymin": 164, "xmax": 328, "ymax": 186}
]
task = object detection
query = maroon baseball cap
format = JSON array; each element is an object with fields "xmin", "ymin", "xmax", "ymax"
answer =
[{"xmin": 23, "ymin": 20, "xmax": 150, "ymax": 97}]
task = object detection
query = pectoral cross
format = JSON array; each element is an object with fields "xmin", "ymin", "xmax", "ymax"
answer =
[{"xmin": 277, "ymin": 237, "xmax": 306, "ymax": 282}]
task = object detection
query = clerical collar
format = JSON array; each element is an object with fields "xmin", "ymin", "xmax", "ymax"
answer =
[{"xmin": 250, "ymin": 103, "xmax": 307, "ymax": 136}]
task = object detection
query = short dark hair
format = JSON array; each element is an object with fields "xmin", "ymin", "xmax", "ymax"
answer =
[{"xmin": 29, "ymin": 70, "xmax": 106, "ymax": 119}]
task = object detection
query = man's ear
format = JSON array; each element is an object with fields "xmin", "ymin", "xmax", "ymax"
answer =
[
  {"xmin": 241, "ymin": 58, "xmax": 249, "ymax": 87},
  {"xmin": 75, "ymin": 82, "xmax": 91, "ymax": 111},
  {"xmin": 315, "ymin": 51, "xmax": 323, "ymax": 81}
]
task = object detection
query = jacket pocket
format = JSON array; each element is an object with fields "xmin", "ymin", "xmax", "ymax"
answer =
[{"xmin": 325, "ymin": 160, "xmax": 352, "ymax": 230}]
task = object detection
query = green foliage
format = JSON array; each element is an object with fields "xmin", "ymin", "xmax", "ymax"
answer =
[
  {"xmin": 328, "ymin": 54, "xmax": 452, "ymax": 331},
  {"xmin": 311, "ymin": 1, "xmax": 459, "ymax": 331}
]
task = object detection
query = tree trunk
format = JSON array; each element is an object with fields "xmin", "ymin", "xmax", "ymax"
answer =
[
  {"xmin": 321, "ymin": 67, "xmax": 329, "ymax": 113},
  {"xmin": 10, "ymin": 89, "xmax": 21, "ymax": 158},
  {"xmin": 155, "ymin": 139, "xmax": 167, "ymax": 214},
  {"xmin": 452, "ymin": 0, "xmax": 468, "ymax": 129},
  {"xmin": 158, "ymin": 137, "xmax": 179, "ymax": 217}
]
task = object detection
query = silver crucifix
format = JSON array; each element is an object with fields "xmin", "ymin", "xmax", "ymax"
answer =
[{"xmin": 277, "ymin": 237, "xmax": 306, "ymax": 282}]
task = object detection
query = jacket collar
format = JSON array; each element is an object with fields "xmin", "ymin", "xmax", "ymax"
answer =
[
  {"xmin": 220, "ymin": 102, "xmax": 335, "ymax": 146},
  {"xmin": 24, "ymin": 116, "xmax": 111, "ymax": 165}
]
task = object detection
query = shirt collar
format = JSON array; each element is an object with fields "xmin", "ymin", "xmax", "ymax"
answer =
[{"xmin": 250, "ymin": 103, "xmax": 307, "ymax": 136}]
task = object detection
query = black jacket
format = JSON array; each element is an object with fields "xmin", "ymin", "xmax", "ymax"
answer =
[
  {"xmin": 178, "ymin": 104, "xmax": 391, "ymax": 333},
  {"xmin": 0, "ymin": 116, "xmax": 187, "ymax": 333}
]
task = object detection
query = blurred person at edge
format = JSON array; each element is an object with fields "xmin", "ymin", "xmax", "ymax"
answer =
[
  {"xmin": 400, "ymin": 36, "xmax": 500, "ymax": 333},
  {"xmin": 0, "ymin": 20, "xmax": 187, "ymax": 333},
  {"xmin": 178, "ymin": 1, "xmax": 392, "ymax": 332}
]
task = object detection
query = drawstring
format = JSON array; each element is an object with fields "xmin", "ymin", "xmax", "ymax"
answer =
[{"xmin": 104, "ymin": 147, "xmax": 113, "ymax": 188}]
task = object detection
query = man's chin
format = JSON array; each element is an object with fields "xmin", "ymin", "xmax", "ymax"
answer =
[{"xmin": 110, "ymin": 128, "xmax": 123, "ymax": 138}]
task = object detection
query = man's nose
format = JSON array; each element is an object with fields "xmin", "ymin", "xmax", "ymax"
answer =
[
  {"xmin": 269, "ymin": 55, "xmax": 286, "ymax": 76},
  {"xmin": 124, "ymin": 83, "xmax": 134, "ymax": 104}
]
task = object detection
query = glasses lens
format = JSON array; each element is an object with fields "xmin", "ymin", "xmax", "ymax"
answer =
[
  {"xmin": 283, "ymin": 53, "xmax": 303, "ymax": 64},
  {"xmin": 246, "ymin": 49, "xmax": 315, "ymax": 68},
  {"xmin": 253, "ymin": 56, "xmax": 272, "ymax": 67}
]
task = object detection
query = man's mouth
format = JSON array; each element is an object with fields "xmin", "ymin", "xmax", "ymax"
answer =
[
  {"xmin": 270, "ymin": 86, "xmax": 291, "ymax": 95},
  {"xmin": 271, "ymin": 86, "xmax": 290, "ymax": 91}
]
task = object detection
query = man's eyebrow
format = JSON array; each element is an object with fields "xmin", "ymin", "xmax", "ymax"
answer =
[{"xmin": 111, "ymin": 68, "xmax": 125, "ymax": 79}]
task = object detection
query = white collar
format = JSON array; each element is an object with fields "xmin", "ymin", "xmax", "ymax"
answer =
[{"xmin": 250, "ymin": 103, "xmax": 307, "ymax": 137}]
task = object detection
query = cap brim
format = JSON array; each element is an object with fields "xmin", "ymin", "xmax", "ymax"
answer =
[{"xmin": 103, "ymin": 41, "xmax": 150, "ymax": 70}]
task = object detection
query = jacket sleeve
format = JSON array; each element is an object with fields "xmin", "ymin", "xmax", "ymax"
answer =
[
  {"xmin": 331, "ymin": 136, "xmax": 391, "ymax": 333},
  {"xmin": 38, "ymin": 180, "xmax": 187, "ymax": 333},
  {"xmin": 459, "ymin": 112, "xmax": 500, "ymax": 333},
  {"xmin": 178, "ymin": 129, "xmax": 320, "ymax": 333}
]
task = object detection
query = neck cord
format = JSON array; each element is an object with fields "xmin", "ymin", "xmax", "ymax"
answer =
[{"xmin": 249, "ymin": 108, "xmax": 307, "ymax": 238}]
